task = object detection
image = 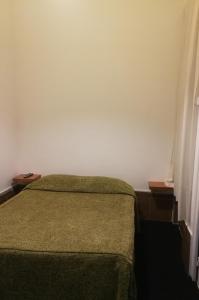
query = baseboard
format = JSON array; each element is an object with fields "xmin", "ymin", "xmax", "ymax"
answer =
[
  {"xmin": 0, "ymin": 186, "xmax": 12, "ymax": 194},
  {"xmin": 179, "ymin": 220, "xmax": 191, "ymax": 273},
  {"xmin": 135, "ymin": 188, "xmax": 150, "ymax": 193},
  {"xmin": 0, "ymin": 187, "xmax": 15, "ymax": 205}
]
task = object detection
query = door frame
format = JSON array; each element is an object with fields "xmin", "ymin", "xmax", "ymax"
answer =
[{"xmin": 189, "ymin": 103, "xmax": 199, "ymax": 281}]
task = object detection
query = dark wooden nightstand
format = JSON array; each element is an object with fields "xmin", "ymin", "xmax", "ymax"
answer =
[
  {"xmin": 148, "ymin": 181, "xmax": 174, "ymax": 194},
  {"xmin": 148, "ymin": 181, "xmax": 176, "ymax": 222},
  {"xmin": 12, "ymin": 174, "xmax": 41, "ymax": 193}
]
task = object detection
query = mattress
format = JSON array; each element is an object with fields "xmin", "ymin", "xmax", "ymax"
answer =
[{"xmin": 0, "ymin": 175, "xmax": 136, "ymax": 300}]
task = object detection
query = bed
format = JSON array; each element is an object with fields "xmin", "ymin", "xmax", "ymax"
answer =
[{"xmin": 0, "ymin": 175, "xmax": 136, "ymax": 300}]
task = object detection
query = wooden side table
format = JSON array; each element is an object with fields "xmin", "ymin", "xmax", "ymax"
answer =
[
  {"xmin": 13, "ymin": 174, "xmax": 41, "ymax": 193},
  {"xmin": 148, "ymin": 181, "xmax": 174, "ymax": 194},
  {"xmin": 148, "ymin": 181, "xmax": 175, "ymax": 222}
]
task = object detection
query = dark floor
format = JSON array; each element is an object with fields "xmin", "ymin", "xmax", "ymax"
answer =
[{"xmin": 135, "ymin": 221, "xmax": 199, "ymax": 300}]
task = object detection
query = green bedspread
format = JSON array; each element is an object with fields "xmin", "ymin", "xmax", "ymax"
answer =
[{"xmin": 0, "ymin": 175, "xmax": 136, "ymax": 300}]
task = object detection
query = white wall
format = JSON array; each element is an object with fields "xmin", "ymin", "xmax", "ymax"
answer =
[
  {"xmin": 14, "ymin": 0, "xmax": 186, "ymax": 190},
  {"xmin": 0, "ymin": 1, "xmax": 16, "ymax": 192}
]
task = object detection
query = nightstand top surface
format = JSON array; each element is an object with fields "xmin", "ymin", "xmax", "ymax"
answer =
[
  {"xmin": 148, "ymin": 181, "xmax": 174, "ymax": 194},
  {"xmin": 13, "ymin": 174, "xmax": 41, "ymax": 184}
]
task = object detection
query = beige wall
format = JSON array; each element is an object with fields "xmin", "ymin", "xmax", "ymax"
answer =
[
  {"xmin": 14, "ymin": 0, "xmax": 186, "ymax": 190},
  {"xmin": 0, "ymin": 0, "xmax": 16, "ymax": 192}
]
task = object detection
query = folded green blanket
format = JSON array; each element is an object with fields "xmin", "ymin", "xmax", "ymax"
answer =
[{"xmin": 25, "ymin": 174, "xmax": 135, "ymax": 196}]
